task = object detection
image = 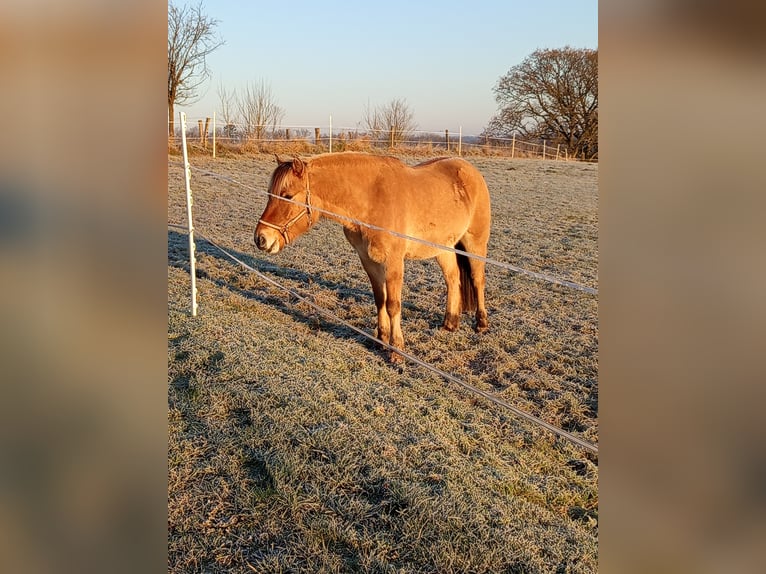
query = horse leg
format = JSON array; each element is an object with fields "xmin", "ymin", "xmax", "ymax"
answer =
[
  {"xmin": 384, "ymin": 256, "xmax": 406, "ymax": 363},
  {"xmin": 459, "ymin": 233, "xmax": 489, "ymax": 333},
  {"xmin": 436, "ymin": 251, "xmax": 462, "ymax": 331},
  {"xmin": 359, "ymin": 255, "xmax": 390, "ymax": 344},
  {"xmin": 344, "ymin": 229, "xmax": 391, "ymax": 344},
  {"xmin": 470, "ymin": 258, "xmax": 489, "ymax": 332}
]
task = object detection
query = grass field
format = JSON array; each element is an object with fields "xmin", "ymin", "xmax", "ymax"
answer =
[{"xmin": 168, "ymin": 152, "xmax": 598, "ymax": 573}]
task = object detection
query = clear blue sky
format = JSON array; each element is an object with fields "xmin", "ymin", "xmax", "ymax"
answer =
[{"xmin": 177, "ymin": 0, "xmax": 597, "ymax": 136}]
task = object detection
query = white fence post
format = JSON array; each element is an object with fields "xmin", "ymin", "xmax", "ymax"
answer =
[{"xmin": 179, "ymin": 112, "xmax": 198, "ymax": 317}]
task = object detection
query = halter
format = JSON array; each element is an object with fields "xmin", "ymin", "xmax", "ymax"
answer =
[{"xmin": 257, "ymin": 180, "xmax": 313, "ymax": 245}]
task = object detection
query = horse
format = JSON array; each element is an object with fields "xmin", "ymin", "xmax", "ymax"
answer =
[{"xmin": 254, "ymin": 151, "xmax": 491, "ymax": 362}]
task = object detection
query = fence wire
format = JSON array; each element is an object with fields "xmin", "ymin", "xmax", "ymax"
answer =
[
  {"xmin": 168, "ymin": 222, "xmax": 598, "ymax": 455},
  {"xmin": 178, "ymin": 162, "xmax": 597, "ymax": 295},
  {"xmin": 168, "ymin": 154, "xmax": 598, "ymax": 454}
]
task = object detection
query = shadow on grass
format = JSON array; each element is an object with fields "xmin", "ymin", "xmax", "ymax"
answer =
[{"xmin": 169, "ymin": 229, "xmax": 389, "ymax": 355}]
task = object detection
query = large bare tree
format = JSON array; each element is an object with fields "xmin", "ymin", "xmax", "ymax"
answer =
[
  {"xmin": 362, "ymin": 98, "xmax": 417, "ymax": 147},
  {"xmin": 167, "ymin": 1, "xmax": 224, "ymax": 138},
  {"xmin": 485, "ymin": 47, "xmax": 598, "ymax": 159}
]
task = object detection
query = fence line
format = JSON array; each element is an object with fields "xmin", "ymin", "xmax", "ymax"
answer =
[
  {"xmin": 168, "ymin": 221, "xmax": 598, "ymax": 455},
  {"xmin": 170, "ymin": 118, "xmax": 594, "ymax": 161},
  {"xmin": 181, "ymin": 163, "xmax": 597, "ymax": 295}
]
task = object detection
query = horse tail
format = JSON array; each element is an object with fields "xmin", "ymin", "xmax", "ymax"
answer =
[{"xmin": 456, "ymin": 241, "xmax": 477, "ymax": 312}]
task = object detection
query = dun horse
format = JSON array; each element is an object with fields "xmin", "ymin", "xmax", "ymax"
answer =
[{"xmin": 255, "ymin": 152, "xmax": 491, "ymax": 362}]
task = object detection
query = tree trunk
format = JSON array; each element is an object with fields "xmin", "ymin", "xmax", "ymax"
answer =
[{"xmin": 168, "ymin": 101, "xmax": 175, "ymax": 140}]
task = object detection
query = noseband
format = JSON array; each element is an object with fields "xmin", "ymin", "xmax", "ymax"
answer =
[{"xmin": 257, "ymin": 181, "xmax": 313, "ymax": 245}]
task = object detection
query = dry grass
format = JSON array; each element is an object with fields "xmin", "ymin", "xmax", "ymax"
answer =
[
  {"xmin": 168, "ymin": 153, "xmax": 598, "ymax": 573},
  {"xmin": 167, "ymin": 139, "xmax": 585, "ymax": 161}
]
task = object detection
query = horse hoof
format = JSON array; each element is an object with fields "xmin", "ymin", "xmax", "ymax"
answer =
[
  {"xmin": 389, "ymin": 350, "xmax": 405, "ymax": 364},
  {"xmin": 442, "ymin": 313, "xmax": 460, "ymax": 332},
  {"xmin": 474, "ymin": 319, "xmax": 489, "ymax": 333},
  {"xmin": 475, "ymin": 312, "xmax": 489, "ymax": 333}
]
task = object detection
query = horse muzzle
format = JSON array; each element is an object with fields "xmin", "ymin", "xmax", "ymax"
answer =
[{"xmin": 254, "ymin": 227, "xmax": 282, "ymax": 254}]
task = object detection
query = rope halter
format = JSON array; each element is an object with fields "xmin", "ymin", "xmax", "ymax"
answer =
[{"xmin": 257, "ymin": 181, "xmax": 313, "ymax": 245}]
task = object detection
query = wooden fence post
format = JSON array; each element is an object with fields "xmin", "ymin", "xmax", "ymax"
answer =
[
  {"xmin": 203, "ymin": 117, "xmax": 211, "ymax": 147},
  {"xmin": 511, "ymin": 134, "xmax": 515, "ymax": 158},
  {"xmin": 542, "ymin": 140, "xmax": 546, "ymax": 159},
  {"xmin": 198, "ymin": 120, "xmax": 204, "ymax": 144},
  {"xmin": 315, "ymin": 127, "xmax": 320, "ymax": 146},
  {"xmin": 445, "ymin": 129, "xmax": 450, "ymax": 152}
]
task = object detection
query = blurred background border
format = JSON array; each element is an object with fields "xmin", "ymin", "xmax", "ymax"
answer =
[{"xmin": 0, "ymin": 1, "xmax": 764, "ymax": 572}]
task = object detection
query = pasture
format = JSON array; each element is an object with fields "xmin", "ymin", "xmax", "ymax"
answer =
[{"xmin": 168, "ymin": 153, "xmax": 598, "ymax": 573}]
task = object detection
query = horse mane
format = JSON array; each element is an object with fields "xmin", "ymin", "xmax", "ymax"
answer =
[
  {"xmin": 312, "ymin": 151, "xmax": 407, "ymax": 170},
  {"xmin": 269, "ymin": 161, "xmax": 296, "ymax": 194}
]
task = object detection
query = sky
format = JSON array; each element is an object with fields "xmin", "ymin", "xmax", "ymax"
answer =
[{"xmin": 176, "ymin": 0, "xmax": 598, "ymax": 136}]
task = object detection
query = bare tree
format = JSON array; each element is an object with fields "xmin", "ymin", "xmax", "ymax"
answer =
[
  {"xmin": 362, "ymin": 98, "xmax": 417, "ymax": 147},
  {"xmin": 217, "ymin": 82, "xmax": 237, "ymax": 140},
  {"xmin": 485, "ymin": 47, "xmax": 598, "ymax": 159},
  {"xmin": 236, "ymin": 80, "xmax": 285, "ymax": 141},
  {"xmin": 361, "ymin": 99, "xmax": 383, "ymax": 141},
  {"xmin": 167, "ymin": 1, "xmax": 224, "ymax": 138}
]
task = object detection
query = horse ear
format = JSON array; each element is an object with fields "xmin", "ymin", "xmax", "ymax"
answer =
[{"xmin": 292, "ymin": 156, "xmax": 305, "ymax": 177}]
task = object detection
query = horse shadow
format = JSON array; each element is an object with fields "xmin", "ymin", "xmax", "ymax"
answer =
[{"xmin": 168, "ymin": 230, "xmax": 438, "ymax": 356}]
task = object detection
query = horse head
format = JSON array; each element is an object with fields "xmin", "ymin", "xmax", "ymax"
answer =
[{"xmin": 254, "ymin": 156, "xmax": 314, "ymax": 253}]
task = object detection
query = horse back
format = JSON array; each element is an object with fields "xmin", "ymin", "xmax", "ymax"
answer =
[{"xmin": 410, "ymin": 156, "xmax": 490, "ymax": 208}]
